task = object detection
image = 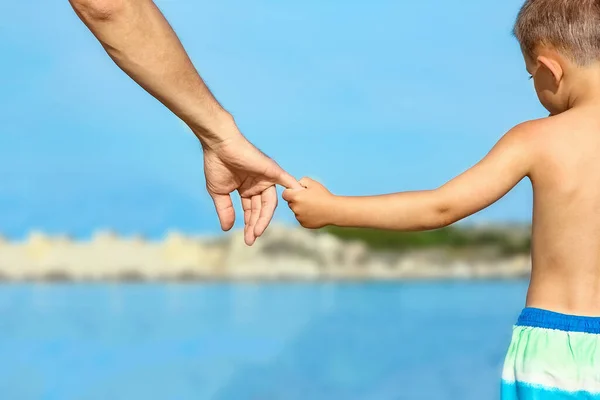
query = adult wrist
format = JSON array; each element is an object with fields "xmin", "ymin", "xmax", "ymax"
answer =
[{"xmin": 189, "ymin": 111, "xmax": 243, "ymax": 149}]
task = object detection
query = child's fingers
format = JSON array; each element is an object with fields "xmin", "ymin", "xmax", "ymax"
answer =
[
  {"xmin": 282, "ymin": 188, "xmax": 298, "ymax": 202},
  {"xmin": 298, "ymin": 177, "xmax": 315, "ymax": 188},
  {"xmin": 288, "ymin": 202, "xmax": 298, "ymax": 214}
]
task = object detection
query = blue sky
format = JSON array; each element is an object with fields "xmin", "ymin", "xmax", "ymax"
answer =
[{"xmin": 0, "ymin": 0, "xmax": 544, "ymax": 238}]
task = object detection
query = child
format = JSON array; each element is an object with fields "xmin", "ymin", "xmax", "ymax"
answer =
[{"xmin": 283, "ymin": 0, "xmax": 600, "ymax": 398}]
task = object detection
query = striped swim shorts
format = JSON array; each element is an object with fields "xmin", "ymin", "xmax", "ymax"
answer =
[{"xmin": 502, "ymin": 307, "xmax": 600, "ymax": 399}]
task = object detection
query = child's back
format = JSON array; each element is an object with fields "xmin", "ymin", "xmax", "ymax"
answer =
[{"xmin": 529, "ymin": 107, "xmax": 600, "ymax": 315}]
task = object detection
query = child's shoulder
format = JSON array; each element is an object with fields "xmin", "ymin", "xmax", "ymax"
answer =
[
  {"xmin": 492, "ymin": 118, "xmax": 566, "ymax": 171},
  {"xmin": 507, "ymin": 112, "xmax": 590, "ymax": 144},
  {"xmin": 507, "ymin": 117, "xmax": 557, "ymax": 138},
  {"xmin": 497, "ymin": 118, "xmax": 551, "ymax": 149},
  {"xmin": 500, "ymin": 117, "xmax": 567, "ymax": 151}
]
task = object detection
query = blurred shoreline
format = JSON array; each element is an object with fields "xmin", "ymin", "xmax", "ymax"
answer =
[{"xmin": 0, "ymin": 225, "xmax": 531, "ymax": 282}]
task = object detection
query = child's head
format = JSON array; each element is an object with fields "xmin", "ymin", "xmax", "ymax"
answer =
[{"xmin": 514, "ymin": 0, "xmax": 600, "ymax": 114}]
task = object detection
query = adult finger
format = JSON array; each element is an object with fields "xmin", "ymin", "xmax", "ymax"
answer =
[
  {"xmin": 254, "ymin": 186, "xmax": 277, "ymax": 238},
  {"xmin": 241, "ymin": 196, "xmax": 260, "ymax": 246},
  {"xmin": 241, "ymin": 197, "xmax": 252, "ymax": 227},
  {"xmin": 241, "ymin": 196, "xmax": 253, "ymax": 245},
  {"xmin": 245, "ymin": 195, "xmax": 261, "ymax": 246},
  {"xmin": 211, "ymin": 193, "xmax": 235, "ymax": 231},
  {"xmin": 275, "ymin": 169, "xmax": 303, "ymax": 190}
]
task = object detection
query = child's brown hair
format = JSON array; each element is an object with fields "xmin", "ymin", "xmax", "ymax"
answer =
[{"xmin": 514, "ymin": 0, "xmax": 600, "ymax": 65}]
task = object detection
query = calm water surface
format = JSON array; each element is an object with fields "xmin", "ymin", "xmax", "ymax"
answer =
[{"xmin": 0, "ymin": 281, "xmax": 528, "ymax": 399}]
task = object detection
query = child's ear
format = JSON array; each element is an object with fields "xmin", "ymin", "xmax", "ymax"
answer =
[{"xmin": 537, "ymin": 55, "xmax": 564, "ymax": 86}]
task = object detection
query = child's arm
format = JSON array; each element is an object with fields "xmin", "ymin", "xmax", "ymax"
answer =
[{"xmin": 282, "ymin": 123, "xmax": 536, "ymax": 230}]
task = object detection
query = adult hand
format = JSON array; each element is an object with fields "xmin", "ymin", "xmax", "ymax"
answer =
[{"xmin": 204, "ymin": 134, "xmax": 302, "ymax": 246}]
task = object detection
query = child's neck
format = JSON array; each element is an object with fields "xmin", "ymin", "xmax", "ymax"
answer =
[{"xmin": 567, "ymin": 64, "xmax": 600, "ymax": 110}]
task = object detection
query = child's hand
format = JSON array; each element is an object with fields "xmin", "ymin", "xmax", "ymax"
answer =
[{"xmin": 282, "ymin": 177, "xmax": 337, "ymax": 229}]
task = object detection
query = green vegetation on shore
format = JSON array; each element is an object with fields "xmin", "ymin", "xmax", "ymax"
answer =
[{"xmin": 323, "ymin": 226, "xmax": 531, "ymax": 256}]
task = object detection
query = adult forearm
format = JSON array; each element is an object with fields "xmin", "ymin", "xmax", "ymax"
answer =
[
  {"xmin": 330, "ymin": 191, "xmax": 451, "ymax": 231},
  {"xmin": 69, "ymin": 0, "xmax": 237, "ymax": 146}
]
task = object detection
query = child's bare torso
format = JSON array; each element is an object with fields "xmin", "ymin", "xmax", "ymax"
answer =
[{"xmin": 527, "ymin": 106, "xmax": 600, "ymax": 315}]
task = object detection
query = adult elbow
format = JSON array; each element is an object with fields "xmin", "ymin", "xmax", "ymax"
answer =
[{"xmin": 70, "ymin": 0, "xmax": 125, "ymax": 22}]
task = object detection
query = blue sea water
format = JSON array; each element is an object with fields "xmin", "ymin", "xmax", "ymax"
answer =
[{"xmin": 0, "ymin": 281, "xmax": 528, "ymax": 400}]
